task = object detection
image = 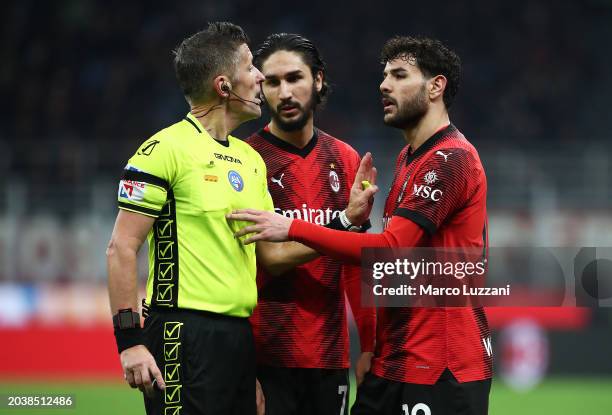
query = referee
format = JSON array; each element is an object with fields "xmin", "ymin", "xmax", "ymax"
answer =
[{"xmin": 106, "ymin": 22, "xmax": 317, "ymax": 415}]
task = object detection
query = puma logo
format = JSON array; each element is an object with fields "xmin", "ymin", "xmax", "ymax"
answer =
[
  {"xmin": 271, "ymin": 173, "xmax": 285, "ymax": 189},
  {"xmin": 436, "ymin": 151, "xmax": 452, "ymax": 162}
]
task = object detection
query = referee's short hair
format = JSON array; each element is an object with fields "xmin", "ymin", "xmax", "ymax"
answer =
[{"xmin": 174, "ymin": 22, "xmax": 249, "ymax": 103}]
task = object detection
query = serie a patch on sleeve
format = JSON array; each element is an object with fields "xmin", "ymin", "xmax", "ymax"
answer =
[{"xmin": 118, "ymin": 164, "xmax": 146, "ymax": 201}]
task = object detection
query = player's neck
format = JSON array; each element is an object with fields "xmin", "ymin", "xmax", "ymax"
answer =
[
  {"xmin": 268, "ymin": 117, "xmax": 315, "ymax": 149},
  {"xmin": 402, "ymin": 107, "xmax": 450, "ymax": 152},
  {"xmin": 190, "ymin": 103, "xmax": 241, "ymax": 141}
]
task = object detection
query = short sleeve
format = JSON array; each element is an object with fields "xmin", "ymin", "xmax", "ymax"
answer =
[
  {"xmin": 394, "ymin": 148, "xmax": 473, "ymax": 234},
  {"xmin": 117, "ymin": 137, "xmax": 176, "ymax": 217}
]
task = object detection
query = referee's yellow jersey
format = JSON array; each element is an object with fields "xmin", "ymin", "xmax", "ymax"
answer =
[{"xmin": 117, "ymin": 113, "xmax": 274, "ymax": 317}]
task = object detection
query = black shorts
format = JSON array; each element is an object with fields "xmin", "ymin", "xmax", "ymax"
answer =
[
  {"xmin": 142, "ymin": 309, "xmax": 256, "ymax": 415},
  {"xmin": 257, "ymin": 365, "xmax": 350, "ymax": 415},
  {"xmin": 352, "ymin": 369, "xmax": 491, "ymax": 415}
]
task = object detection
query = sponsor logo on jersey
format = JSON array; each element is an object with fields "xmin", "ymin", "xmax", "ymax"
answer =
[
  {"xmin": 275, "ymin": 204, "xmax": 341, "ymax": 225},
  {"xmin": 412, "ymin": 184, "xmax": 443, "ymax": 202},
  {"xmin": 204, "ymin": 175, "xmax": 218, "ymax": 182},
  {"xmin": 423, "ymin": 170, "xmax": 438, "ymax": 185},
  {"xmin": 228, "ymin": 170, "xmax": 244, "ymax": 192},
  {"xmin": 435, "ymin": 150, "xmax": 452, "ymax": 162},
  {"xmin": 215, "ymin": 153, "xmax": 242, "ymax": 164},
  {"xmin": 329, "ymin": 170, "xmax": 340, "ymax": 193},
  {"xmin": 271, "ymin": 173, "xmax": 285, "ymax": 189}
]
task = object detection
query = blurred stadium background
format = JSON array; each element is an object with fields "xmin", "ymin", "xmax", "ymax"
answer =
[{"xmin": 1, "ymin": 0, "xmax": 612, "ymax": 413}]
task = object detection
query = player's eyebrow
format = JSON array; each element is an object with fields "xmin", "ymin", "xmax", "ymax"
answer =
[
  {"xmin": 265, "ymin": 69, "xmax": 303, "ymax": 80},
  {"xmin": 387, "ymin": 68, "xmax": 408, "ymax": 76}
]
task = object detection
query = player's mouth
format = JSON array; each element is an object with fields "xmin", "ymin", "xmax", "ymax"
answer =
[
  {"xmin": 382, "ymin": 97, "xmax": 396, "ymax": 112},
  {"xmin": 279, "ymin": 103, "xmax": 300, "ymax": 116}
]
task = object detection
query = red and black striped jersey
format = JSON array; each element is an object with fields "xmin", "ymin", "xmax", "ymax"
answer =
[
  {"xmin": 372, "ymin": 124, "xmax": 492, "ymax": 384},
  {"xmin": 246, "ymin": 126, "xmax": 375, "ymax": 369}
]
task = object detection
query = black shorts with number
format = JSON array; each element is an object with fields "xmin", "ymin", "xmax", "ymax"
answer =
[
  {"xmin": 257, "ymin": 365, "xmax": 350, "ymax": 415},
  {"xmin": 142, "ymin": 309, "xmax": 256, "ymax": 415},
  {"xmin": 352, "ymin": 369, "xmax": 491, "ymax": 415}
]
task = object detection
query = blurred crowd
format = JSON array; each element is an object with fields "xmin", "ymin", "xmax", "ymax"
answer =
[{"xmin": 1, "ymin": 0, "xmax": 611, "ymax": 199}]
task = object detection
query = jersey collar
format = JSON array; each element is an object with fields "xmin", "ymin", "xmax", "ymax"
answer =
[
  {"xmin": 405, "ymin": 123, "xmax": 456, "ymax": 165},
  {"xmin": 184, "ymin": 112, "xmax": 231, "ymax": 147},
  {"xmin": 259, "ymin": 126, "xmax": 318, "ymax": 158}
]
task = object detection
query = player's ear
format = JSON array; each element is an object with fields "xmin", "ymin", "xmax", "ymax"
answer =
[
  {"xmin": 314, "ymin": 71, "xmax": 323, "ymax": 93},
  {"xmin": 214, "ymin": 75, "xmax": 231, "ymax": 98},
  {"xmin": 429, "ymin": 75, "xmax": 447, "ymax": 102}
]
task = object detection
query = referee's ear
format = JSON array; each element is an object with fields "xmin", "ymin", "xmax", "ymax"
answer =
[
  {"xmin": 214, "ymin": 75, "xmax": 231, "ymax": 98},
  {"xmin": 428, "ymin": 74, "xmax": 447, "ymax": 103}
]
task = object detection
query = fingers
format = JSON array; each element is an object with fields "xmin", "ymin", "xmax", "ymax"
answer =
[
  {"xmin": 141, "ymin": 368, "xmax": 154, "ymax": 397},
  {"xmin": 228, "ymin": 208, "xmax": 265, "ymax": 216},
  {"xmin": 125, "ymin": 370, "xmax": 137, "ymax": 388},
  {"xmin": 354, "ymin": 152, "xmax": 373, "ymax": 182},
  {"xmin": 234, "ymin": 225, "xmax": 263, "ymax": 238},
  {"xmin": 133, "ymin": 369, "xmax": 143, "ymax": 391},
  {"xmin": 227, "ymin": 213, "xmax": 262, "ymax": 223},
  {"xmin": 365, "ymin": 185, "xmax": 379, "ymax": 204},
  {"xmin": 370, "ymin": 166, "xmax": 378, "ymax": 186},
  {"xmin": 243, "ymin": 233, "xmax": 264, "ymax": 245},
  {"xmin": 150, "ymin": 364, "xmax": 166, "ymax": 391}
]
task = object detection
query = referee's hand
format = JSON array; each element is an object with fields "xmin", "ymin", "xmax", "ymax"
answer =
[{"xmin": 120, "ymin": 345, "xmax": 165, "ymax": 398}]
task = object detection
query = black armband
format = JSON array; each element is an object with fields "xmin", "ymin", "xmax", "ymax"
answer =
[{"xmin": 114, "ymin": 327, "xmax": 145, "ymax": 353}]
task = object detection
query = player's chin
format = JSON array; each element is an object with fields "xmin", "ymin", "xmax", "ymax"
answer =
[{"xmin": 383, "ymin": 113, "xmax": 395, "ymax": 124}]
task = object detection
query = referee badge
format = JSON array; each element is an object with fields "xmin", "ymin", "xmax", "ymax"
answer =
[{"xmin": 228, "ymin": 170, "xmax": 244, "ymax": 192}]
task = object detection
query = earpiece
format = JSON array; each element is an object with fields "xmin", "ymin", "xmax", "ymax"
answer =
[{"xmin": 219, "ymin": 81, "xmax": 262, "ymax": 106}]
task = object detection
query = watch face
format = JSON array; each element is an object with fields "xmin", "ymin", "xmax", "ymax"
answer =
[{"xmin": 118, "ymin": 311, "xmax": 135, "ymax": 329}]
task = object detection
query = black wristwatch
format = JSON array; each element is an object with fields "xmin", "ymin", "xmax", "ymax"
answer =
[{"xmin": 112, "ymin": 308, "xmax": 141, "ymax": 329}]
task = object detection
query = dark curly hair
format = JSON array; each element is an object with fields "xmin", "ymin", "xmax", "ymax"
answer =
[
  {"xmin": 254, "ymin": 33, "xmax": 330, "ymax": 107},
  {"xmin": 381, "ymin": 36, "xmax": 461, "ymax": 108},
  {"xmin": 173, "ymin": 22, "xmax": 249, "ymax": 103}
]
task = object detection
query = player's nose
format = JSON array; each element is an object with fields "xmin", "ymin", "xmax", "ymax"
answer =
[
  {"xmin": 279, "ymin": 81, "xmax": 292, "ymax": 99},
  {"xmin": 380, "ymin": 78, "xmax": 391, "ymax": 93}
]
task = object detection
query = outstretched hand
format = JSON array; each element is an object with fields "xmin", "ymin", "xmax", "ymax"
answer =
[
  {"xmin": 347, "ymin": 152, "xmax": 379, "ymax": 225},
  {"xmin": 226, "ymin": 209, "xmax": 293, "ymax": 244}
]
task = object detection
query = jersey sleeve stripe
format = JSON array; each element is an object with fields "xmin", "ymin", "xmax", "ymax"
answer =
[
  {"xmin": 118, "ymin": 201, "xmax": 161, "ymax": 217},
  {"xmin": 121, "ymin": 170, "xmax": 170, "ymax": 191},
  {"xmin": 394, "ymin": 208, "xmax": 436, "ymax": 234}
]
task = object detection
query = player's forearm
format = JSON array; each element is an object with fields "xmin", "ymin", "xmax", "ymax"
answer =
[
  {"xmin": 257, "ymin": 241, "xmax": 319, "ymax": 276},
  {"xmin": 106, "ymin": 237, "xmax": 140, "ymax": 314},
  {"xmin": 288, "ymin": 216, "xmax": 427, "ymax": 264}
]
